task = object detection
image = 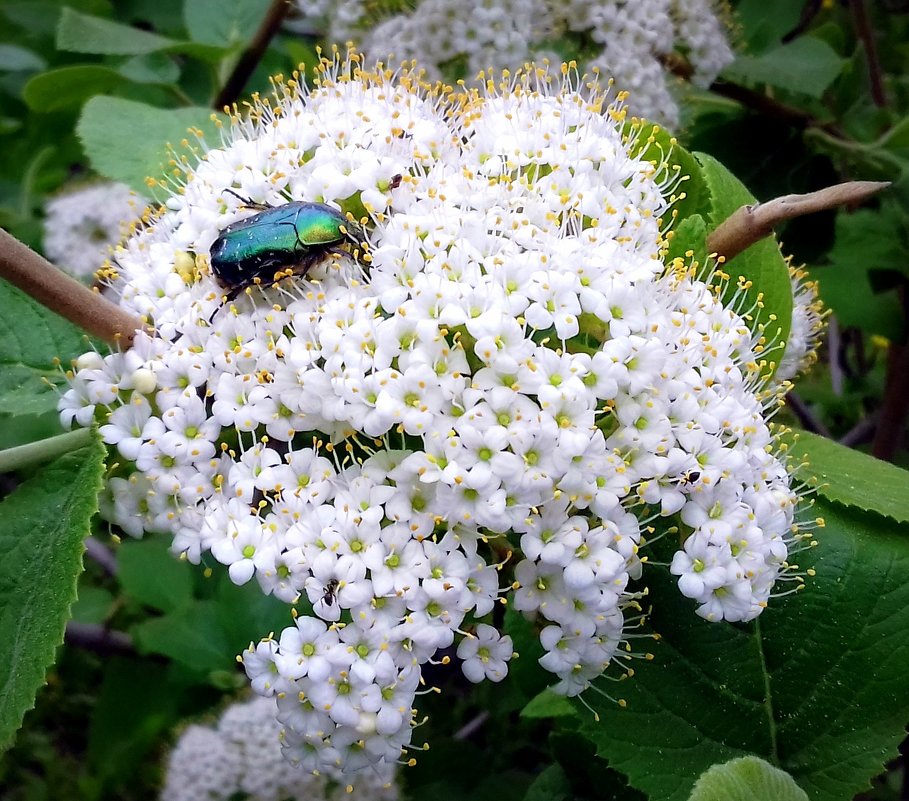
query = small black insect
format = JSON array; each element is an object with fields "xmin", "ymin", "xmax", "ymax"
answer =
[
  {"xmin": 678, "ymin": 470, "xmax": 701, "ymax": 487},
  {"xmin": 321, "ymin": 578, "xmax": 340, "ymax": 607}
]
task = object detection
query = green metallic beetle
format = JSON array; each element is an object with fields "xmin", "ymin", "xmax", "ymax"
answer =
[{"xmin": 209, "ymin": 193, "xmax": 369, "ymax": 302}]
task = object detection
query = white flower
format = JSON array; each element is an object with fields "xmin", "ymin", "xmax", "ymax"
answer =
[
  {"xmin": 211, "ymin": 514, "xmax": 272, "ymax": 585},
  {"xmin": 774, "ymin": 265, "xmax": 825, "ymax": 383},
  {"xmin": 43, "ymin": 180, "xmax": 139, "ymax": 278},
  {"xmin": 277, "ymin": 618, "xmax": 344, "ymax": 684},
  {"xmin": 160, "ymin": 725, "xmax": 241, "ymax": 801},
  {"xmin": 99, "ymin": 394, "xmax": 153, "ymax": 460},
  {"xmin": 322, "ymin": 0, "xmax": 737, "ymax": 127},
  {"xmin": 161, "ymin": 695, "xmax": 399, "ymax": 801},
  {"xmin": 63, "ymin": 54, "xmax": 808, "ymax": 776},
  {"xmin": 241, "ymin": 639, "xmax": 284, "ymax": 696},
  {"xmin": 457, "ymin": 624, "xmax": 514, "ymax": 682},
  {"xmin": 99, "ymin": 473, "xmax": 167, "ymax": 538}
]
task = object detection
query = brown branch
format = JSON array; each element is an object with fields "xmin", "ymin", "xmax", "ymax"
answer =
[
  {"xmin": 706, "ymin": 181, "xmax": 890, "ymax": 262},
  {"xmin": 828, "ymin": 316, "xmax": 844, "ymax": 397},
  {"xmin": 659, "ymin": 52, "xmax": 831, "ymax": 132},
  {"xmin": 840, "ymin": 411, "xmax": 878, "ymax": 447},
  {"xmin": 85, "ymin": 536, "xmax": 118, "ymax": 577},
  {"xmin": 213, "ymin": 0, "xmax": 292, "ymax": 110},
  {"xmin": 872, "ymin": 341, "xmax": 909, "ymax": 461},
  {"xmin": 785, "ymin": 391, "xmax": 833, "ymax": 439},
  {"xmin": 0, "ymin": 229, "xmax": 146, "ymax": 348},
  {"xmin": 65, "ymin": 622, "xmax": 134, "ymax": 655},
  {"xmin": 783, "ymin": 0, "xmax": 824, "ymax": 43},
  {"xmin": 453, "ymin": 711, "xmax": 489, "ymax": 740},
  {"xmin": 849, "ymin": 0, "xmax": 887, "ymax": 107},
  {"xmin": 709, "ymin": 79, "xmax": 822, "ymax": 129}
]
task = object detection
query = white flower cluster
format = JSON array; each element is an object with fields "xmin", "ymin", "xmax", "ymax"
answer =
[
  {"xmin": 775, "ymin": 265, "xmax": 825, "ymax": 384},
  {"xmin": 296, "ymin": 0, "xmax": 735, "ymax": 126},
  {"xmin": 43, "ymin": 180, "xmax": 140, "ymax": 278},
  {"xmin": 61, "ymin": 56, "xmax": 806, "ymax": 775},
  {"xmin": 671, "ymin": 0, "xmax": 737, "ymax": 88},
  {"xmin": 161, "ymin": 695, "xmax": 398, "ymax": 801}
]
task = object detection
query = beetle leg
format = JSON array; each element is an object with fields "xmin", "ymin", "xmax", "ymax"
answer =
[
  {"xmin": 222, "ymin": 188, "xmax": 272, "ymax": 211},
  {"xmin": 224, "ymin": 284, "xmax": 246, "ymax": 303}
]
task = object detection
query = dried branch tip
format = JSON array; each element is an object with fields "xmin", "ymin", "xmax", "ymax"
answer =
[{"xmin": 707, "ymin": 180, "xmax": 891, "ymax": 262}]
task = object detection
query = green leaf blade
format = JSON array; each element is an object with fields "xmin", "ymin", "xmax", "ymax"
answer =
[
  {"xmin": 132, "ymin": 601, "xmax": 231, "ymax": 673},
  {"xmin": 87, "ymin": 658, "xmax": 179, "ymax": 781},
  {"xmin": 689, "ymin": 756, "xmax": 809, "ymax": 801},
  {"xmin": 814, "ymin": 206, "xmax": 908, "ymax": 340},
  {"xmin": 182, "ymin": 0, "xmax": 271, "ymax": 48},
  {"xmin": 521, "ymin": 688, "xmax": 578, "ymax": 720},
  {"xmin": 0, "ymin": 279, "xmax": 90, "ymax": 417},
  {"xmin": 22, "ymin": 65, "xmax": 124, "ymax": 112},
  {"xmin": 790, "ymin": 431, "xmax": 909, "ymax": 524},
  {"xmin": 76, "ymin": 96, "xmax": 227, "ymax": 195},
  {"xmin": 0, "ymin": 44, "xmax": 46, "ymax": 73},
  {"xmin": 118, "ymin": 538, "xmax": 193, "ymax": 613},
  {"xmin": 580, "ymin": 498, "xmax": 909, "ymax": 801},
  {"xmin": 57, "ymin": 8, "xmax": 178, "ymax": 56},
  {"xmin": 524, "ymin": 765, "xmax": 571, "ymax": 801},
  {"xmin": 695, "ymin": 151, "xmax": 793, "ymax": 366},
  {"xmin": 722, "ymin": 38, "xmax": 845, "ymax": 99},
  {"xmin": 0, "ymin": 434, "xmax": 106, "ymax": 750}
]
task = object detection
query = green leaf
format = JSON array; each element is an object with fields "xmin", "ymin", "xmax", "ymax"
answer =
[
  {"xmin": 0, "ymin": 412, "xmax": 63, "ymax": 451},
  {"xmin": 57, "ymin": 7, "xmax": 178, "ymax": 55},
  {"xmin": 579, "ymin": 498, "xmax": 909, "ymax": 801},
  {"xmin": 689, "ymin": 757, "xmax": 809, "ymax": 801},
  {"xmin": 70, "ymin": 586, "xmax": 115, "ymax": 625},
  {"xmin": 789, "ymin": 431, "xmax": 909, "ymax": 524},
  {"xmin": 505, "ymin": 606, "xmax": 549, "ymax": 702},
  {"xmin": 22, "ymin": 65, "xmax": 125, "ymax": 112},
  {"xmin": 0, "ymin": 279, "xmax": 89, "ymax": 417},
  {"xmin": 132, "ymin": 572, "xmax": 289, "ymax": 675},
  {"xmin": 132, "ymin": 600, "xmax": 232, "ymax": 673},
  {"xmin": 183, "ymin": 0, "xmax": 271, "ymax": 48},
  {"xmin": 695, "ymin": 152, "xmax": 793, "ymax": 366},
  {"xmin": 0, "ymin": 436, "xmax": 105, "ymax": 750},
  {"xmin": 117, "ymin": 52, "xmax": 181, "ymax": 85},
  {"xmin": 0, "ymin": 117, "xmax": 22, "ymax": 135},
  {"xmin": 0, "ymin": 365, "xmax": 67, "ymax": 417},
  {"xmin": 638, "ymin": 132, "xmax": 715, "ymax": 276},
  {"xmin": 733, "ymin": 0, "xmax": 802, "ymax": 52},
  {"xmin": 213, "ymin": 574, "xmax": 294, "ymax": 651},
  {"xmin": 815, "ymin": 208, "xmax": 908, "ymax": 340},
  {"xmin": 87, "ymin": 658, "xmax": 179, "ymax": 781},
  {"xmin": 118, "ymin": 537, "xmax": 193, "ymax": 613},
  {"xmin": 625, "ymin": 123, "xmax": 707, "ymax": 223},
  {"xmin": 550, "ymin": 730, "xmax": 647, "ymax": 801},
  {"xmin": 827, "ymin": 208, "xmax": 907, "ymax": 274},
  {"xmin": 666, "ymin": 214, "xmax": 709, "ymax": 273},
  {"xmin": 814, "ymin": 263, "xmax": 905, "ymax": 341},
  {"xmin": 76, "ymin": 96, "xmax": 227, "ymax": 195},
  {"xmin": 723, "ymin": 38, "xmax": 845, "ymax": 99},
  {"xmin": 521, "ymin": 688, "xmax": 578, "ymax": 720},
  {"xmin": 1, "ymin": 2, "xmax": 65, "ymax": 37},
  {"xmin": 524, "ymin": 765, "xmax": 571, "ymax": 801},
  {"xmin": 879, "ymin": 117, "xmax": 909, "ymax": 161},
  {"xmin": 55, "ymin": 8, "xmax": 227, "ymax": 62},
  {"xmin": 0, "ymin": 44, "xmax": 46, "ymax": 73}
]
